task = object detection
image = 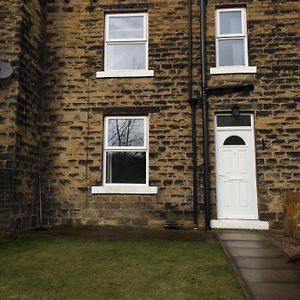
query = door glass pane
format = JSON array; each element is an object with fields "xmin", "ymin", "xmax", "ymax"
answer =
[
  {"xmin": 106, "ymin": 152, "xmax": 146, "ymax": 184},
  {"xmin": 108, "ymin": 118, "xmax": 144, "ymax": 147},
  {"xmin": 107, "ymin": 44, "xmax": 146, "ymax": 70},
  {"xmin": 219, "ymin": 11, "xmax": 242, "ymax": 35},
  {"xmin": 218, "ymin": 39, "xmax": 245, "ymax": 66},
  {"xmin": 217, "ymin": 115, "xmax": 251, "ymax": 127},
  {"xmin": 224, "ymin": 136, "xmax": 246, "ymax": 146},
  {"xmin": 109, "ymin": 16, "xmax": 144, "ymax": 39}
]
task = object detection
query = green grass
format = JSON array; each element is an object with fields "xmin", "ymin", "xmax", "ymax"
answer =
[{"xmin": 0, "ymin": 235, "xmax": 244, "ymax": 300}]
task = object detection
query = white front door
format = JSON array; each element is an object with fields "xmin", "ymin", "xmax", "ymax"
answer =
[{"xmin": 215, "ymin": 114, "xmax": 258, "ymax": 220}]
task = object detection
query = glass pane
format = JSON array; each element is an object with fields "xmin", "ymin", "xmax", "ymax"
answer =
[
  {"xmin": 217, "ymin": 115, "xmax": 251, "ymax": 127},
  {"xmin": 108, "ymin": 16, "xmax": 144, "ymax": 39},
  {"xmin": 218, "ymin": 39, "xmax": 245, "ymax": 66},
  {"xmin": 107, "ymin": 44, "xmax": 146, "ymax": 70},
  {"xmin": 219, "ymin": 11, "xmax": 242, "ymax": 35},
  {"xmin": 108, "ymin": 118, "xmax": 144, "ymax": 147},
  {"xmin": 224, "ymin": 136, "xmax": 246, "ymax": 146},
  {"xmin": 106, "ymin": 152, "xmax": 146, "ymax": 184}
]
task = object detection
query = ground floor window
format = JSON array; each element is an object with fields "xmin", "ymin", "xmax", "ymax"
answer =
[
  {"xmin": 91, "ymin": 115, "xmax": 157, "ymax": 194},
  {"xmin": 104, "ymin": 116, "xmax": 148, "ymax": 185}
]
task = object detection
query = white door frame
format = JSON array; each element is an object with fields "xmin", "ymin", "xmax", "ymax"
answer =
[{"xmin": 212, "ymin": 114, "xmax": 269, "ymax": 230}]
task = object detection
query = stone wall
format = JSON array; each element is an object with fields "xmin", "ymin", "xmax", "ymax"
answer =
[
  {"xmin": 206, "ymin": 0, "xmax": 300, "ymax": 227},
  {"xmin": 13, "ymin": 0, "xmax": 47, "ymax": 229},
  {"xmin": 0, "ymin": 0, "xmax": 46, "ymax": 232},
  {"xmin": 42, "ymin": 0, "xmax": 201, "ymax": 228},
  {"xmin": 0, "ymin": 0, "xmax": 22, "ymax": 231},
  {"xmin": 42, "ymin": 0, "xmax": 299, "ymax": 229},
  {"xmin": 1, "ymin": 0, "xmax": 299, "ymax": 230}
]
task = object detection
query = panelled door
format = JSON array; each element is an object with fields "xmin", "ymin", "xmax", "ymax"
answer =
[{"xmin": 215, "ymin": 114, "xmax": 258, "ymax": 219}]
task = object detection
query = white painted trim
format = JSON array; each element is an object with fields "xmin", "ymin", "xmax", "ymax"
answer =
[
  {"xmin": 215, "ymin": 114, "xmax": 259, "ymax": 220},
  {"xmin": 96, "ymin": 70, "xmax": 154, "ymax": 78},
  {"xmin": 91, "ymin": 185, "xmax": 158, "ymax": 194},
  {"xmin": 214, "ymin": 8, "xmax": 255, "ymax": 71},
  {"xmin": 211, "ymin": 219, "xmax": 269, "ymax": 230},
  {"xmin": 210, "ymin": 66, "xmax": 257, "ymax": 74},
  {"xmin": 104, "ymin": 12, "xmax": 150, "ymax": 73},
  {"xmin": 106, "ymin": 13, "xmax": 147, "ymax": 42},
  {"xmin": 216, "ymin": 8, "xmax": 246, "ymax": 37},
  {"xmin": 103, "ymin": 116, "xmax": 149, "ymax": 187},
  {"xmin": 104, "ymin": 116, "xmax": 147, "ymax": 150}
]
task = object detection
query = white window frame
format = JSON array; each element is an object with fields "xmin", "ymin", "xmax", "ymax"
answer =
[
  {"xmin": 92, "ymin": 116, "xmax": 157, "ymax": 194},
  {"xmin": 96, "ymin": 13, "xmax": 154, "ymax": 78},
  {"xmin": 210, "ymin": 8, "xmax": 256, "ymax": 74}
]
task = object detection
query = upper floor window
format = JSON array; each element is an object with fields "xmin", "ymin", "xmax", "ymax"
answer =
[
  {"xmin": 210, "ymin": 8, "xmax": 256, "ymax": 74},
  {"xmin": 96, "ymin": 13, "xmax": 154, "ymax": 78}
]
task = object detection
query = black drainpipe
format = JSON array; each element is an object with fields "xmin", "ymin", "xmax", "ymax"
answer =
[
  {"xmin": 188, "ymin": 0, "xmax": 199, "ymax": 230},
  {"xmin": 200, "ymin": 0, "xmax": 211, "ymax": 230}
]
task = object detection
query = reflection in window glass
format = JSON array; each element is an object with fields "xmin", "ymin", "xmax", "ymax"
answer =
[
  {"xmin": 219, "ymin": 11, "xmax": 242, "ymax": 35},
  {"xmin": 104, "ymin": 116, "xmax": 148, "ymax": 185},
  {"xmin": 106, "ymin": 152, "xmax": 146, "ymax": 184},
  {"xmin": 107, "ymin": 119, "xmax": 144, "ymax": 147},
  {"xmin": 109, "ymin": 16, "xmax": 144, "ymax": 39}
]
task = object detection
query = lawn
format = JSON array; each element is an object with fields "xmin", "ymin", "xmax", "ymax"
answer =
[{"xmin": 0, "ymin": 234, "xmax": 244, "ymax": 300}]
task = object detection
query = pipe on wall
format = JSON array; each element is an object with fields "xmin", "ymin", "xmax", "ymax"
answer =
[
  {"xmin": 200, "ymin": 0, "xmax": 211, "ymax": 230},
  {"xmin": 188, "ymin": 0, "xmax": 199, "ymax": 230}
]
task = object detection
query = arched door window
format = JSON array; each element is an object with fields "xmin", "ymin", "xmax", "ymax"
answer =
[{"xmin": 223, "ymin": 135, "xmax": 246, "ymax": 146}]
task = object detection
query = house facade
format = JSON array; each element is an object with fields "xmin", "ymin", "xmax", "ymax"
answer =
[{"xmin": 0, "ymin": 0, "xmax": 299, "ymax": 232}]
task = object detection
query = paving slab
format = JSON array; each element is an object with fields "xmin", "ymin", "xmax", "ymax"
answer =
[
  {"xmin": 225, "ymin": 240, "xmax": 274, "ymax": 249},
  {"xmin": 218, "ymin": 232, "xmax": 266, "ymax": 241},
  {"xmin": 248, "ymin": 282, "xmax": 300, "ymax": 300},
  {"xmin": 240, "ymin": 268, "xmax": 300, "ymax": 283},
  {"xmin": 217, "ymin": 230, "xmax": 300, "ymax": 300},
  {"xmin": 234, "ymin": 257, "xmax": 299, "ymax": 270},
  {"xmin": 227, "ymin": 247, "xmax": 284, "ymax": 258}
]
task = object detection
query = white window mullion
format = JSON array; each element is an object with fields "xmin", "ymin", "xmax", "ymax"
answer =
[
  {"xmin": 241, "ymin": 8, "xmax": 247, "ymax": 36},
  {"xmin": 145, "ymin": 116, "xmax": 149, "ymax": 185},
  {"xmin": 242, "ymin": 9, "xmax": 249, "ymax": 67},
  {"xmin": 144, "ymin": 13, "xmax": 149, "ymax": 70},
  {"xmin": 146, "ymin": 149, "xmax": 149, "ymax": 186}
]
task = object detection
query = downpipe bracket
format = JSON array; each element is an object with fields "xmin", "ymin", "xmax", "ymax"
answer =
[{"xmin": 188, "ymin": 97, "xmax": 201, "ymax": 107}]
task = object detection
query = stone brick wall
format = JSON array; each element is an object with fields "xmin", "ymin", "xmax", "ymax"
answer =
[
  {"xmin": 0, "ymin": 0, "xmax": 22, "ymax": 231},
  {"xmin": 43, "ymin": 0, "xmax": 299, "ymax": 230},
  {"xmin": 206, "ymin": 0, "xmax": 300, "ymax": 227},
  {"xmin": 41, "ymin": 0, "xmax": 299, "ymax": 229},
  {"xmin": 1, "ymin": 0, "xmax": 299, "ymax": 231},
  {"xmin": 13, "ymin": 0, "xmax": 47, "ymax": 229},
  {"xmin": 41, "ymin": 0, "xmax": 200, "ymax": 228},
  {"xmin": 0, "ymin": 0, "xmax": 46, "ymax": 232}
]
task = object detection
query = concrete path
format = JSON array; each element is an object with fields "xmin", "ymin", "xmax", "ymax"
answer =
[{"xmin": 217, "ymin": 230, "xmax": 300, "ymax": 300}]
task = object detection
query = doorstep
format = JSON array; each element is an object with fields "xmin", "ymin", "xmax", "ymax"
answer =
[{"xmin": 211, "ymin": 219, "xmax": 269, "ymax": 230}]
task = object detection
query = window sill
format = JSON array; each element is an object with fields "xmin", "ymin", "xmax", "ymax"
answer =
[
  {"xmin": 96, "ymin": 70, "xmax": 154, "ymax": 78},
  {"xmin": 210, "ymin": 66, "xmax": 257, "ymax": 75},
  {"xmin": 91, "ymin": 185, "xmax": 158, "ymax": 194}
]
